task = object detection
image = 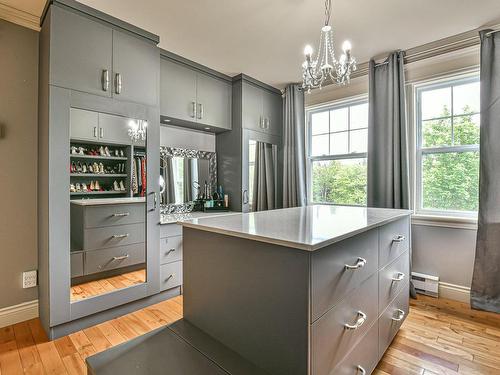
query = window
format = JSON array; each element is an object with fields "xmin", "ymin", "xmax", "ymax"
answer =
[
  {"xmin": 416, "ymin": 76, "xmax": 480, "ymax": 216},
  {"xmin": 307, "ymin": 99, "xmax": 368, "ymax": 206}
]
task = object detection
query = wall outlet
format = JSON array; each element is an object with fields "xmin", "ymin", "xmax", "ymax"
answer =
[{"xmin": 22, "ymin": 270, "xmax": 37, "ymax": 288}]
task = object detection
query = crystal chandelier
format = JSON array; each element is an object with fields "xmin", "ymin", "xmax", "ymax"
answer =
[
  {"xmin": 301, "ymin": 0, "xmax": 357, "ymax": 92},
  {"xmin": 128, "ymin": 119, "xmax": 147, "ymax": 142}
]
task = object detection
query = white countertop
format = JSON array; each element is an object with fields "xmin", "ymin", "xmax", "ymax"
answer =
[
  {"xmin": 180, "ymin": 205, "xmax": 411, "ymax": 251},
  {"xmin": 160, "ymin": 211, "xmax": 237, "ymax": 225},
  {"xmin": 70, "ymin": 197, "xmax": 146, "ymax": 206}
]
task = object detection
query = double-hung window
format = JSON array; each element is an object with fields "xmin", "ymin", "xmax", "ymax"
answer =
[
  {"xmin": 415, "ymin": 75, "xmax": 480, "ymax": 216},
  {"xmin": 307, "ymin": 99, "xmax": 368, "ymax": 206}
]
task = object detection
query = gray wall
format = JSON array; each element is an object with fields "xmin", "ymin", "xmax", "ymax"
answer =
[
  {"xmin": 0, "ymin": 19, "xmax": 39, "ymax": 308},
  {"xmin": 160, "ymin": 124, "xmax": 215, "ymax": 152}
]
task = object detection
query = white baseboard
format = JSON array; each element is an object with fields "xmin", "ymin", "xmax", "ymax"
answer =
[
  {"xmin": 439, "ymin": 282, "xmax": 471, "ymax": 303},
  {"xmin": 0, "ymin": 300, "xmax": 39, "ymax": 328}
]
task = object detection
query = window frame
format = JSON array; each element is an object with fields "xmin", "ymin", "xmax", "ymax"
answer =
[
  {"xmin": 414, "ymin": 74, "xmax": 480, "ymax": 218},
  {"xmin": 306, "ymin": 96, "xmax": 369, "ymax": 206}
]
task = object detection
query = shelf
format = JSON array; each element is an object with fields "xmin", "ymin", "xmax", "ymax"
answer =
[
  {"xmin": 70, "ymin": 154, "xmax": 127, "ymax": 161},
  {"xmin": 70, "ymin": 174, "xmax": 128, "ymax": 178},
  {"xmin": 70, "ymin": 191, "xmax": 126, "ymax": 196}
]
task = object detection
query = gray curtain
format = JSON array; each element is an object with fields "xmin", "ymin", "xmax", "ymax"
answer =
[
  {"xmin": 471, "ymin": 30, "xmax": 500, "ymax": 313},
  {"xmin": 368, "ymin": 51, "xmax": 415, "ymax": 298},
  {"xmin": 283, "ymin": 84, "xmax": 307, "ymax": 208},
  {"xmin": 252, "ymin": 142, "xmax": 276, "ymax": 211},
  {"xmin": 161, "ymin": 157, "xmax": 175, "ymax": 204}
]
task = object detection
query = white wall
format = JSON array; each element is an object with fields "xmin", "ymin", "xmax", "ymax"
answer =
[{"xmin": 160, "ymin": 125, "xmax": 215, "ymax": 152}]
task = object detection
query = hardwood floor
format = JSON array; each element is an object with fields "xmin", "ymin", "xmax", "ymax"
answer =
[
  {"xmin": 0, "ymin": 295, "xmax": 499, "ymax": 374},
  {"xmin": 70, "ymin": 269, "xmax": 146, "ymax": 302}
]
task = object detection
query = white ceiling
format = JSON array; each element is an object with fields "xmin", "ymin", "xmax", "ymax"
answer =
[{"xmin": 5, "ymin": 0, "xmax": 500, "ymax": 88}]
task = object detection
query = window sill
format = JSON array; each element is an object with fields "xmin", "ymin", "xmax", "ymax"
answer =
[{"xmin": 411, "ymin": 214, "xmax": 478, "ymax": 230}]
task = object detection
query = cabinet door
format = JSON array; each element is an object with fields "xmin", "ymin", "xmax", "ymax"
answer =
[
  {"xmin": 70, "ymin": 108, "xmax": 99, "ymax": 141},
  {"xmin": 196, "ymin": 73, "xmax": 232, "ymax": 130},
  {"xmin": 50, "ymin": 6, "xmax": 112, "ymax": 97},
  {"xmin": 112, "ymin": 30, "xmax": 159, "ymax": 106},
  {"xmin": 160, "ymin": 59, "xmax": 197, "ymax": 122},
  {"xmin": 99, "ymin": 113, "xmax": 144, "ymax": 146},
  {"xmin": 263, "ymin": 90, "xmax": 283, "ymax": 136},
  {"xmin": 241, "ymin": 82, "xmax": 263, "ymax": 132}
]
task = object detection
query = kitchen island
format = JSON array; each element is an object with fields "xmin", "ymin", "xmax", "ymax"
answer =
[{"xmin": 180, "ymin": 205, "xmax": 412, "ymax": 375}]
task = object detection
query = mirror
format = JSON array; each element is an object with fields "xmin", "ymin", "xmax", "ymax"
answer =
[
  {"xmin": 248, "ymin": 140, "xmax": 278, "ymax": 212},
  {"xmin": 69, "ymin": 110, "xmax": 147, "ymax": 302},
  {"xmin": 160, "ymin": 147, "xmax": 217, "ymax": 212}
]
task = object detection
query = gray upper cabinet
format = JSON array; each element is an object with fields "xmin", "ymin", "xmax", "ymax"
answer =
[
  {"xmin": 242, "ymin": 81, "xmax": 282, "ymax": 136},
  {"xmin": 70, "ymin": 108, "xmax": 99, "ymax": 141},
  {"xmin": 50, "ymin": 6, "xmax": 113, "ymax": 98},
  {"xmin": 262, "ymin": 90, "xmax": 283, "ymax": 136},
  {"xmin": 98, "ymin": 113, "xmax": 145, "ymax": 146},
  {"xmin": 112, "ymin": 30, "xmax": 159, "ymax": 107},
  {"xmin": 196, "ymin": 73, "xmax": 231, "ymax": 130}
]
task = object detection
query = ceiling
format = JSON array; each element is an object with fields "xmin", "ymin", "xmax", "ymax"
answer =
[{"xmin": 5, "ymin": 0, "xmax": 500, "ymax": 88}]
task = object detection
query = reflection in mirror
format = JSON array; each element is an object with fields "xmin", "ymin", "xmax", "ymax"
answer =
[
  {"xmin": 248, "ymin": 140, "xmax": 278, "ymax": 212},
  {"xmin": 69, "ymin": 111, "xmax": 147, "ymax": 302}
]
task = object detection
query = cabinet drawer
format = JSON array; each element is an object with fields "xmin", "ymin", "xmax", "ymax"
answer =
[
  {"xmin": 84, "ymin": 203, "xmax": 145, "ymax": 228},
  {"xmin": 85, "ymin": 243, "xmax": 145, "ymax": 275},
  {"xmin": 160, "ymin": 223, "xmax": 182, "ymax": 238},
  {"xmin": 379, "ymin": 217, "xmax": 410, "ymax": 268},
  {"xmin": 83, "ymin": 223, "xmax": 144, "ymax": 250},
  {"xmin": 331, "ymin": 320, "xmax": 379, "ymax": 375},
  {"xmin": 160, "ymin": 236, "xmax": 183, "ymax": 265},
  {"xmin": 312, "ymin": 229, "xmax": 379, "ymax": 321},
  {"xmin": 379, "ymin": 250, "xmax": 410, "ymax": 314},
  {"xmin": 160, "ymin": 261, "xmax": 183, "ymax": 291},
  {"xmin": 70, "ymin": 252, "xmax": 84, "ymax": 278},
  {"xmin": 312, "ymin": 273, "xmax": 378, "ymax": 375},
  {"xmin": 379, "ymin": 283, "xmax": 409, "ymax": 358}
]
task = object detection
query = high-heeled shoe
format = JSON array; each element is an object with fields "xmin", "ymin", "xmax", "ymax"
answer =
[
  {"xmin": 99, "ymin": 146, "xmax": 106, "ymax": 157},
  {"xmin": 75, "ymin": 183, "xmax": 81, "ymax": 192},
  {"xmin": 70, "ymin": 146, "xmax": 78, "ymax": 155},
  {"xmin": 113, "ymin": 181, "xmax": 120, "ymax": 191},
  {"xmin": 90, "ymin": 181, "xmax": 95, "ymax": 191},
  {"xmin": 70, "ymin": 183, "xmax": 76, "ymax": 192},
  {"xmin": 119, "ymin": 150, "xmax": 124, "ymax": 157},
  {"xmin": 82, "ymin": 163, "xmax": 87, "ymax": 173},
  {"xmin": 104, "ymin": 146, "xmax": 111, "ymax": 157},
  {"xmin": 95, "ymin": 180, "xmax": 101, "ymax": 191},
  {"xmin": 82, "ymin": 183, "xmax": 88, "ymax": 192},
  {"xmin": 114, "ymin": 150, "xmax": 119, "ymax": 157},
  {"xmin": 70, "ymin": 162, "xmax": 76, "ymax": 173},
  {"xmin": 99, "ymin": 163, "xmax": 105, "ymax": 174},
  {"xmin": 76, "ymin": 161, "xmax": 83, "ymax": 173},
  {"xmin": 119, "ymin": 181, "xmax": 125, "ymax": 191}
]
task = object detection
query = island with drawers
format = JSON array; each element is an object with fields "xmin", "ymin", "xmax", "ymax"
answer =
[{"xmin": 180, "ymin": 205, "xmax": 411, "ymax": 375}]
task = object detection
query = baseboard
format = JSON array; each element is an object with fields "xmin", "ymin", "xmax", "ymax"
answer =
[
  {"xmin": 439, "ymin": 282, "xmax": 471, "ymax": 303},
  {"xmin": 0, "ymin": 300, "xmax": 39, "ymax": 328}
]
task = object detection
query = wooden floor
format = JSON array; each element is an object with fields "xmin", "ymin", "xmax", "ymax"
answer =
[
  {"xmin": 0, "ymin": 295, "xmax": 499, "ymax": 374},
  {"xmin": 70, "ymin": 269, "xmax": 146, "ymax": 302}
]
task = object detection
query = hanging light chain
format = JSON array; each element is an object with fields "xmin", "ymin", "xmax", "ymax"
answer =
[{"xmin": 324, "ymin": 0, "xmax": 332, "ymax": 26}]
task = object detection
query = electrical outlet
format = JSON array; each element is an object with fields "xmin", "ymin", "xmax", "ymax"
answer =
[{"xmin": 22, "ymin": 270, "xmax": 37, "ymax": 288}]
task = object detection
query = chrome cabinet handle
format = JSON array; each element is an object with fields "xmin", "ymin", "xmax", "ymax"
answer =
[
  {"xmin": 357, "ymin": 365, "xmax": 366, "ymax": 375},
  {"xmin": 265, "ymin": 118, "xmax": 270, "ymax": 129},
  {"xmin": 393, "ymin": 235, "xmax": 406, "ymax": 243},
  {"xmin": 154, "ymin": 192, "xmax": 158, "ymax": 210},
  {"xmin": 197, "ymin": 103, "xmax": 203, "ymax": 119},
  {"xmin": 391, "ymin": 272, "xmax": 405, "ymax": 282},
  {"xmin": 165, "ymin": 274, "xmax": 174, "ymax": 282},
  {"xmin": 115, "ymin": 73, "xmax": 122, "ymax": 94},
  {"xmin": 93, "ymin": 126, "xmax": 98, "ymax": 138},
  {"xmin": 243, "ymin": 190, "xmax": 249, "ymax": 204},
  {"xmin": 345, "ymin": 257, "xmax": 367, "ymax": 270},
  {"xmin": 112, "ymin": 212, "xmax": 130, "ymax": 217},
  {"xmin": 111, "ymin": 233, "xmax": 129, "ymax": 239},
  {"xmin": 165, "ymin": 248, "xmax": 176, "ymax": 255},
  {"xmin": 112, "ymin": 254, "xmax": 130, "ymax": 261},
  {"xmin": 102, "ymin": 69, "xmax": 109, "ymax": 91},
  {"xmin": 344, "ymin": 311, "xmax": 367, "ymax": 330},
  {"xmin": 392, "ymin": 309, "xmax": 405, "ymax": 322},
  {"xmin": 190, "ymin": 102, "xmax": 196, "ymax": 118},
  {"xmin": 99, "ymin": 127, "xmax": 104, "ymax": 138}
]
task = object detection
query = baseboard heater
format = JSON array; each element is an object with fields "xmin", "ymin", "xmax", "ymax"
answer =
[{"xmin": 411, "ymin": 272, "xmax": 439, "ymax": 298}]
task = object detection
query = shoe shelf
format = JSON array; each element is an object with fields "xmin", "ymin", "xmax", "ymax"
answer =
[
  {"xmin": 70, "ymin": 191, "xmax": 125, "ymax": 196},
  {"xmin": 70, "ymin": 154, "xmax": 128, "ymax": 161},
  {"xmin": 70, "ymin": 173, "xmax": 128, "ymax": 177}
]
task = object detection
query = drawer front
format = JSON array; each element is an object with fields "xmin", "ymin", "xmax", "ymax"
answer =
[
  {"xmin": 160, "ymin": 261, "xmax": 183, "ymax": 291},
  {"xmin": 85, "ymin": 243, "xmax": 145, "ymax": 275},
  {"xmin": 85, "ymin": 203, "xmax": 145, "ymax": 229},
  {"xmin": 312, "ymin": 229, "xmax": 379, "ymax": 321},
  {"xmin": 379, "ymin": 283, "xmax": 409, "ymax": 358},
  {"xmin": 70, "ymin": 252, "xmax": 84, "ymax": 278},
  {"xmin": 83, "ymin": 223, "xmax": 144, "ymax": 250},
  {"xmin": 331, "ymin": 320, "xmax": 379, "ymax": 375},
  {"xmin": 160, "ymin": 223, "xmax": 182, "ymax": 238},
  {"xmin": 312, "ymin": 273, "xmax": 378, "ymax": 375},
  {"xmin": 379, "ymin": 250, "xmax": 410, "ymax": 314},
  {"xmin": 379, "ymin": 217, "xmax": 410, "ymax": 268},
  {"xmin": 160, "ymin": 235, "xmax": 183, "ymax": 265}
]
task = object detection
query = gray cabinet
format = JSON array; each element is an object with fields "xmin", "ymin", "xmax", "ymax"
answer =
[
  {"xmin": 196, "ymin": 73, "xmax": 231, "ymax": 130},
  {"xmin": 70, "ymin": 108, "xmax": 99, "ymax": 141},
  {"xmin": 242, "ymin": 80, "xmax": 282, "ymax": 136}
]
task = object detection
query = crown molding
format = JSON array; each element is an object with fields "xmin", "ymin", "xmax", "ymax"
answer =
[{"xmin": 0, "ymin": 2, "xmax": 40, "ymax": 31}]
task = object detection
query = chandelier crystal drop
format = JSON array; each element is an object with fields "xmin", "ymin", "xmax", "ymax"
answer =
[
  {"xmin": 301, "ymin": 0, "xmax": 357, "ymax": 92},
  {"xmin": 128, "ymin": 119, "xmax": 147, "ymax": 142}
]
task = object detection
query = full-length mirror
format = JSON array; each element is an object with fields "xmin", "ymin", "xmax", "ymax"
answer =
[
  {"xmin": 69, "ymin": 110, "xmax": 147, "ymax": 302},
  {"xmin": 160, "ymin": 147, "xmax": 217, "ymax": 212},
  {"xmin": 248, "ymin": 140, "xmax": 278, "ymax": 212}
]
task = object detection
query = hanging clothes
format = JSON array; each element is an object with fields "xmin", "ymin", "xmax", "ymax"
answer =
[
  {"xmin": 141, "ymin": 157, "xmax": 147, "ymax": 197},
  {"xmin": 131, "ymin": 157, "xmax": 138, "ymax": 194}
]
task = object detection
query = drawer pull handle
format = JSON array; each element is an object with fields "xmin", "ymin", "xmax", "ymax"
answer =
[
  {"xmin": 392, "ymin": 309, "xmax": 405, "ymax": 322},
  {"xmin": 391, "ymin": 272, "xmax": 405, "ymax": 282},
  {"xmin": 345, "ymin": 257, "xmax": 367, "ymax": 270},
  {"xmin": 357, "ymin": 365, "xmax": 366, "ymax": 375},
  {"xmin": 344, "ymin": 311, "xmax": 367, "ymax": 330},
  {"xmin": 393, "ymin": 235, "xmax": 406, "ymax": 243},
  {"xmin": 165, "ymin": 248, "xmax": 176, "ymax": 255},
  {"xmin": 112, "ymin": 254, "xmax": 130, "ymax": 261},
  {"xmin": 112, "ymin": 233, "xmax": 129, "ymax": 239},
  {"xmin": 112, "ymin": 212, "xmax": 130, "ymax": 217},
  {"xmin": 165, "ymin": 274, "xmax": 174, "ymax": 282}
]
